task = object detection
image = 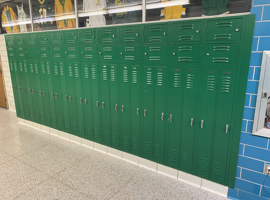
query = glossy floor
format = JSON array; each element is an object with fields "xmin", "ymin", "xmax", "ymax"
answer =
[{"xmin": 0, "ymin": 108, "xmax": 228, "ymax": 200}]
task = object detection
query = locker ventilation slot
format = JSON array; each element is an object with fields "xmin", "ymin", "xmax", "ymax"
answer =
[
  {"xmin": 125, "ymin": 47, "xmax": 134, "ymax": 51},
  {"xmin": 104, "ymin": 55, "xmax": 113, "ymax": 60},
  {"xmin": 103, "ymin": 68, "xmax": 107, "ymax": 81},
  {"xmin": 132, "ymin": 71, "xmax": 138, "ymax": 84},
  {"xmin": 206, "ymin": 75, "xmax": 216, "ymax": 91},
  {"xmin": 146, "ymin": 71, "xmax": 152, "ymax": 85},
  {"xmin": 179, "ymin": 24, "xmax": 194, "ymax": 30},
  {"xmin": 170, "ymin": 149, "xmax": 177, "ymax": 164},
  {"xmin": 125, "ymin": 37, "xmax": 135, "ymax": 43},
  {"xmin": 221, "ymin": 76, "xmax": 231, "ymax": 93},
  {"xmin": 211, "ymin": 162, "xmax": 222, "ymax": 177},
  {"xmin": 149, "ymin": 36, "xmax": 162, "ymax": 42},
  {"xmin": 178, "ymin": 35, "xmax": 193, "ymax": 41},
  {"xmin": 199, "ymin": 157, "xmax": 209, "ymax": 174},
  {"xmin": 178, "ymin": 57, "xmax": 192, "ymax": 62},
  {"xmin": 186, "ymin": 73, "xmax": 194, "ymax": 89},
  {"xmin": 85, "ymin": 55, "xmax": 93, "ymax": 59},
  {"xmin": 60, "ymin": 65, "xmax": 64, "ymax": 76},
  {"xmin": 150, "ymin": 56, "xmax": 161, "ymax": 61},
  {"xmin": 54, "ymin": 65, "xmax": 58, "ymax": 76},
  {"xmin": 34, "ymin": 64, "xmax": 38, "ymax": 73},
  {"xmin": 174, "ymin": 72, "xmax": 180, "ymax": 88},
  {"xmin": 214, "ymin": 34, "xmax": 232, "ymax": 40},
  {"xmin": 68, "ymin": 66, "xmax": 73, "ymax": 77},
  {"xmin": 214, "ymin": 46, "xmax": 230, "ymax": 51},
  {"xmin": 103, "ymin": 38, "xmax": 112, "ymax": 43},
  {"xmin": 123, "ymin": 69, "xmax": 128, "ymax": 83},
  {"xmin": 125, "ymin": 56, "xmax": 134, "ymax": 61},
  {"xmin": 91, "ymin": 68, "xmax": 96, "ymax": 80},
  {"xmin": 41, "ymin": 64, "xmax": 46, "ymax": 74},
  {"xmin": 216, "ymin": 22, "xmax": 232, "ymax": 28},
  {"xmin": 46, "ymin": 64, "xmax": 50, "ymax": 75},
  {"xmin": 155, "ymin": 145, "xmax": 161, "ymax": 160},
  {"xmin": 84, "ymin": 67, "xmax": 89, "ymax": 79},
  {"xmin": 111, "ymin": 68, "xmax": 115, "ymax": 82},
  {"xmin": 103, "ymin": 47, "xmax": 112, "ymax": 51},
  {"xmin": 157, "ymin": 72, "xmax": 163, "ymax": 86},
  {"xmin": 179, "ymin": 46, "xmax": 192, "ymax": 51},
  {"xmin": 75, "ymin": 66, "xmax": 79, "ymax": 78},
  {"xmin": 213, "ymin": 57, "xmax": 229, "ymax": 63},
  {"xmin": 182, "ymin": 153, "xmax": 192, "ymax": 167}
]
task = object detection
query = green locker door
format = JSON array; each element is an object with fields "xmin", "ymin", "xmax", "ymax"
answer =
[
  {"xmin": 63, "ymin": 30, "xmax": 78, "ymax": 45},
  {"xmin": 119, "ymin": 65, "xmax": 131, "ymax": 153},
  {"xmin": 74, "ymin": 63, "xmax": 85, "ymax": 138},
  {"xmin": 64, "ymin": 45, "xmax": 80, "ymax": 60},
  {"xmin": 91, "ymin": 64, "xmax": 101, "ymax": 142},
  {"xmin": 81, "ymin": 62, "xmax": 95, "ymax": 140},
  {"xmin": 99, "ymin": 65, "xmax": 111, "ymax": 146},
  {"xmin": 79, "ymin": 28, "xmax": 97, "ymax": 45},
  {"xmin": 98, "ymin": 27, "xmax": 119, "ymax": 44},
  {"xmin": 170, "ymin": 21, "xmax": 202, "ymax": 42},
  {"xmin": 23, "ymin": 60, "xmax": 35, "ymax": 121},
  {"xmin": 61, "ymin": 62, "xmax": 71, "ymax": 133},
  {"xmin": 130, "ymin": 65, "xmax": 142, "ymax": 156},
  {"xmin": 18, "ymin": 60, "xmax": 27, "ymax": 119},
  {"xmin": 99, "ymin": 46, "xmax": 118, "ymax": 64},
  {"xmin": 80, "ymin": 45, "xmax": 98, "ymax": 63},
  {"xmin": 46, "ymin": 61, "xmax": 57, "ymax": 129},
  {"xmin": 9, "ymin": 60, "xmax": 20, "ymax": 116},
  {"xmin": 66, "ymin": 62, "xmax": 79, "ymax": 136},
  {"xmin": 144, "ymin": 45, "xmax": 168, "ymax": 64},
  {"xmin": 40, "ymin": 61, "xmax": 52, "ymax": 127},
  {"xmin": 50, "ymin": 31, "xmax": 63, "ymax": 46},
  {"xmin": 144, "ymin": 24, "xmax": 168, "ymax": 43},
  {"xmin": 165, "ymin": 67, "xmax": 183, "ymax": 169},
  {"xmin": 14, "ymin": 60, "xmax": 24, "ymax": 118},
  {"xmin": 119, "ymin": 25, "xmax": 142, "ymax": 44},
  {"xmin": 180, "ymin": 68, "xmax": 199, "ymax": 173},
  {"xmin": 109, "ymin": 65, "xmax": 120, "ymax": 149},
  {"xmin": 170, "ymin": 44, "xmax": 201, "ymax": 64},
  {"xmin": 52, "ymin": 61, "xmax": 65, "ymax": 131},
  {"xmin": 154, "ymin": 66, "xmax": 167, "ymax": 165},
  {"xmin": 36, "ymin": 32, "xmax": 49, "ymax": 45},
  {"xmin": 119, "ymin": 46, "xmax": 142, "ymax": 64},
  {"xmin": 210, "ymin": 70, "xmax": 236, "ymax": 185},
  {"xmin": 194, "ymin": 69, "xmax": 218, "ymax": 178},
  {"xmin": 142, "ymin": 66, "xmax": 155, "ymax": 161}
]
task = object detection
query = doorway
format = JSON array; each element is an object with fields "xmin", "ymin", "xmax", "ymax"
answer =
[{"xmin": 0, "ymin": 56, "xmax": 7, "ymax": 109}]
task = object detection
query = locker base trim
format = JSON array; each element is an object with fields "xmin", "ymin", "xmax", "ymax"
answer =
[{"xmin": 19, "ymin": 118, "xmax": 228, "ymax": 198}]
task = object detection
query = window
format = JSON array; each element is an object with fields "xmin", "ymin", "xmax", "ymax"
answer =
[{"xmin": 253, "ymin": 51, "xmax": 270, "ymax": 138}]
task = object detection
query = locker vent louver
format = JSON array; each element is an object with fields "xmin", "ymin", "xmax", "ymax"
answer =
[
  {"xmin": 104, "ymin": 55, "xmax": 112, "ymax": 60},
  {"xmin": 68, "ymin": 65, "xmax": 73, "ymax": 77},
  {"xmin": 24, "ymin": 62, "xmax": 28, "ymax": 73},
  {"xmin": 186, "ymin": 73, "xmax": 194, "ymax": 89},
  {"xmin": 46, "ymin": 63, "xmax": 50, "ymax": 75},
  {"xmin": 206, "ymin": 75, "xmax": 216, "ymax": 91},
  {"xmin": 182, "ymin": 153, "xmax": 192, "ymax": 167},
  {"xmin": 111, "ymin": 68, "xmax": 115, "ymax": 82},
  {"xmin": 125, "ymin": 56, "xmax": 134, "ymax": 61},
  {"xmin": 54, "ymin": 64, "xmax": 58, "ymax": 76},
  {"xmin": 155, "ymin": 145, "xmax": 161, "ymax": 160},
  {"xmin": 145, "ymin": 142, "xmax": 151, "ymax": 157},
  {"xmin": 125, "ymin": 37, "xmax": 135, "ymax": 43},
  {"xmin": 199, "ymin": 157, "xmax": 209, "ymax": 174},
  {"xmin": 60, "ymin": 65, "xmax": 64, "ymax": 76},
  {"xmin": 178, "ymin": 35, "xmax": 193, "ymax": 41},
  {"xmin": 41, "ymin": 63, "xmax": 46, "ymax": 74},
  {"xmin": 132, "ymin": 70, "xmax": 138, "ymax": 84},
  {"xmin": 34, "ymin": 64, "xmax": 38, "ymax": 74},
  {"xmin": 216, "ymin": 21, "xmax": 232, "ymax": 28},
  {"xmin": 84, "ymin": 67, "xmax": 89, "ymax": 79},
  {"xmin": 211, "ymin": 162, "xmax": 222, "ymax": 177},
  {"xmin": 125, "ymin": 47, "xmax": 134, "ymax": 52},
  {"xmin": 157, "ymin": 72, "xmax": 163, "ymax": 86},
  {"xmin": 91, "ymin": 68, "xmax": 96, "ymax": 80},
  {"xmin": 103, "ymin": 67, "xmax": 107, "ymax": 81},
  {"xmin": 170, "ymin": 149, "xmax": 177, "ymax": 164},
  {"xmin": 146, "ymin": 71, "xmax": 152, "ymax": 85},
  {"xmin": 174, "ymin": 72, "xmax": 181, "ymax": 88},
  {"xmin": 221, "ymin": 75, "xmax": 231, "ymax": 93},
  {"xmin": 75, "ymin": 66, "xmax": 79, "ymax": 78},
  {"xmin": 123, "ymin": 69, "xmax": 128, "ymax": 83},
  {"xmin": 214, "ymin": 34, "xmax": 232, "ymax": 40},
  {"xmin": 178, "ymin": 57, "xmax": 192, "ymax": 62},
  {"xmin": 179, "ymin": 46, "xmax": 192, "ymax": 51}
]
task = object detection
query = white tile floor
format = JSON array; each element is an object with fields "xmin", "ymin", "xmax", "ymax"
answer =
[{"xmin": 0, "ymin": 108, "xmax": 228, "ymax": 200}]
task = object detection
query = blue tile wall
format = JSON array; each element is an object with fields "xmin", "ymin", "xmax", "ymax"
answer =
[
  {"xmin": 254, "ymin": 67, "xmax": 261, "ymax": 80},
  {"xmin": 247, "ymin": 121, "xmax": 254, "ymax": 133},
  {"xmin": 238, "ymin": 190, "xmax": 268, "ymax": 200},
  {"xmin": 254, "ymin": 22, "xmax": 270, "ymax": 37},
  {"xmin": 241, "ymin": 132, "xmax": 268, "ymax": 148},
  {"xmin": 243, "ymin": 107, "xmax": 256, "ymax": 120},
  {"xmin": 253, "ymin": 0, "xmax": 270, "ymax": 6},
  {"xmin": 228, "ymin": 188, "xmax": 238, "ymax": 199},
  {"xmin": 250, "ymin": 52, "xmax": 263, "ymax": 66},
  {"xmin": 251, "ymin": 6, "xmax": 263, "ymax": 21},
  {"xmin": 238, "ymin": 155, "xmax": 265, "ymax": 172},
  {"xmin": 259, "ymin": 37, "xmax": 270, "ymax": 51},
  {"xmin": 250, "ymin": 94, "xmax": 258, "ymax": 107},
  {"xmin": 244, "ymin": 145, "xmax": 270, "ymax": 162},
  {"xmin": 239, "ymin": 144, "xmax": 244, "ymax": 155},
  {"xmin": 263, "ymin": 6, "xmax": 270, "ymax": 20},
  {"xmin": 242, "ymin": 120, "xmax": 247, "ymax": 132},
  {"xmin": 261, "ymin": 186, "xmax": 270, "ymax": 199},
  {"xmin": 235, "ymin": 178, "xmax": 261, "ymax": 195},
  {"xmin": 246, "ymin": 80, "xmax": 259, "ymax": 94},
  {"xmin": 241, "ymin": 169, "xmax": 270, "ymax": 187}
]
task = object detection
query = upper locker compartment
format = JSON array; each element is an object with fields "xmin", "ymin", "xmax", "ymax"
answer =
[
  {"xmin": 25, "ymin": 34, "xmax": 40, "ymax": 58},
  {"xmin": 120, "ymin": 25, "xmax": 142, "ymax": 44},
  {"xmin": 79, "ymin": 28, "xmax": 98, "ymax": 45},
  {"xmin": 99, "ymin": 27, "xmax": 119, "ymax": 44},
  {"xmin": 63, "ymin": 29, "xmax": 79, "ymax": 45},
  {"xmin": 206, "ymin": 18, "xmax": 243, "ymax": 41},
  {"xmin": 50, "ymin": 31, "xmax": 64, "ymax": 59},
  {"xmin": 144, "ymin": 23, "xmax": 168, "ymax": 44},
  {"xmin": 36, "ymin": 32, "xmax": 49, "ymax": 45},
  {"xmin": 170, "ymin": 21, "xmax": 202, "ymax": 43},
  {"xmin": 5, "ymin": 35, "xmax": 15, "ymax": 58}
]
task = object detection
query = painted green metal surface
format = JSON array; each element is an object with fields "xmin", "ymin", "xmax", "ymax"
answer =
[{"xmin": 5, "ymin": 14, "xmax": 255, "ymax": 187}]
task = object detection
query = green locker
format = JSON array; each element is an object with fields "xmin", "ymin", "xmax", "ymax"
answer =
[
  {"xmin": 144, "ymin": 24, "xmax": 168, "ymax": 43},
  {"xmin": 130, "ymin": 65, "xmax": 142, "ymax": 156},
  {"xmin": 119, "ymin": 46, "xmax": 142, "ymax": 64},
  {"xmin": 79, "ymin": 28, "xmax": 97, "ymax": 45},
  {"xmin": 18, "ymin": 60, "xmax": 28, "ymax": 120},
  {"xmin": 119, "ymin": 65, "xmax": 131, "ymax": 153},
  {"xmin": 120, "ymin": 25, "xmax": 142, "ymax": 44},
  {"xmin": 80, "ymin": 45, "xmax": 98, "ymax": 62},
  {"xmin": 144, "ymin": 45, "xmax": 168, "ymax": 64},
  {"xmin": 63, "ymin": 30, "xmax": 78, "ymax": 45},
  {"xmin": 51, "ymin": 61, "xmax": 65, "ymax": 131},
  {"xmin": 206, "ymin": 18, "xmax": 243, "ymax": 41},
  {"xmin": 91, "ymin": 64, "xmax": 101, "ymax": 142},
  {"xmin": 98, "ymin": 27, "xmax": 119, "ymax": 44},
  {"xmin": 50, "ymin": 31, "xmax": 63, "ymax": 46},
  {"xmin": 170, "ymin": 44, "xmax": 201, "ymax": 64},
  {"xmin": 170, "ymin": 21, "xmax": 202, "ymax": 42},
  {"xmin": 194, "ymin": 69, "xmax": 218, "ymax": 178},
  {"xmin": 9, "ymin": 60, "xmax": 20, "ymax": 116},
  {"xmin": 81, "ymin": 62, "xmax": 95, "ymax": 140},
  {"xmin": 166, "ymin": 67, "xmax": 182, "ymax": 169},
  {"xmin": 36, "ymin": 32, "xmax": 49, "ymax": 45},
  {"xmin": 180, "ymin": 68, "xmax": 199, "ymax": 173},
  {"xmin": 15, "ymin": 35, "xmax": 24, "ymax": 46},
  {"xmin": 109, "ymin": 65, "xmax": 120, "ymax": 149},
  {"xmin": 154, "ymin": 66, "xmax": 167, "ymax": 165},
  {"xmin": 74, "ymin": 62, "xmax": 85, "ymax": 138},
  {"xmin": 40, "ymin": 61, "xmax": 52, "ymax": 127},
  {"xmin": 66, "ymin": 62, "xmax": 79, "ymax": 136},
  {"xmin": 210, "ymin": 70, "xmax": 237, "ymax": 185},
  {"xmin": 142, "ymin": 66, "xmax": 155, "ymax": 160},
  {"xmin": 99, "ymin": 65, "xmax": 111, "ymax": 146},
  {"xmin": 40, "ymin": 46, "xmax": 51, "ymax": 59},
  {"xmin": 13, "ymin": 60, "xmax": 24, "ymax": 118},
  {"xmin": 98, "ymin": 46, "xmax": 118, "ymax": 63},
  {"xmin": 64, "ymin": 45, "xmax": 80, "ymax": 60}
]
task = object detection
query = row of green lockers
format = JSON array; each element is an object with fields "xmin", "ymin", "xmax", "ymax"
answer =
[{"xmin": 5, "ymin": 15, "xmax": 255, "ymax": 187}]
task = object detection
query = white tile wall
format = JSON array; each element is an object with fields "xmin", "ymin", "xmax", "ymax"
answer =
[{"xmin": 0, "ymin": 35, "xmax": 14, "ymax": 111}]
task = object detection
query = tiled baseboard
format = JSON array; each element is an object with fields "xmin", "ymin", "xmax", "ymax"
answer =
[{"xmin": 19, "ymin": 118, "xmax": 228, "ymax": 198}]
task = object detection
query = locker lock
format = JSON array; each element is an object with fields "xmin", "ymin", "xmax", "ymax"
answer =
[
  {"xmin": 92, "ymin": 36, "xmax": 95, "ymax": 38},
  {"xmin": 65, "ymin": 95, "xmax": 68, "ymax": 101},
  {"xmin": 102, "ymin": 102, "xmax": 105, "ymax": 108},
  {"xmin": 51, "ymin": 92, "xmax": 54, "ymax": 98},
  {"xmin": 65, "ymin": 52, "xmax": 68, "ymax": 54},
  {"xmin": 121, "ymin": 105, "xmax": 124, "ymax": 112},
  {"xmin": 168, "ymin": 114, "xmax": 173, "ymax": 122},
  {"xmin": 69, "ymin": 96, "xmax": 72, "ymax": 102},
  {"xmin": 55, "ymin": 93, "xmax": 58, "ymax": 99},
  {"xmin": 84, "ymin": 99, "xmax": 87, "ymax": 104},
  {"xmin": 112, "ymin": 35, "xmax": 115, "ymax": 38},
  {"xmin": 115, "ymin": 104, "xmax": 118, "ymax": 111},
  {"xmin": 96, "ymin": 101, "xmax": 99, "ymax": 107},
  {"xmin": 137, "ymin": 108, "xmax": 139, "ymax": 116},
  {"xmin": 136, "ymin": 33, "xmax": 139, "ymax": 36},
  {"xmin": 39, "ymin": 90, "xmax": 42, "ymax": 95},
  {"xmin": 144, "ymin": 109, "xmax": 147, "ymax": 117},
  {"xmin": 161, "ymin": 113, "xmax": 164, "ymax": 121},
  {"xmin": 206, "ymin": 53, "xmax": 210, "ymax": 56},
  {"xmin": 80, "ymin": 98, "xmax": 83, "ymax": 104},
  {"xmin": 99, "ymin": 52, "xmax": 102, "ymax": 55},
  {"xmin": 144, "ymin": 52, "xmax": 147, "ymax": 55},
  {"xmin": 163, "ymin": 32, "xmax": 166, "ymax": 36},
  {"xmin": 196, "ymin": 30, "xmax": 199, "ymax": 33},
  {"xmin": 81, "ymin": 52, "xmax": 84, "ymax": 55},
  {"xmin": 225, "ymin": 124, "xmax": 229, "ymax": 134},
  {"xmin": 235, "ymin": 29, "xmax": 239, "ymax": 32},
  {"xmin": 172, "ymin": 52, "xmax": 176, "ymax": 56},
  {"xmin": 120, "ymin": 52, "xmax": 123, "ymax": 55},
  {"xmin": 31, "ymin": 89, "xmax": 34, "ymax": 94}
]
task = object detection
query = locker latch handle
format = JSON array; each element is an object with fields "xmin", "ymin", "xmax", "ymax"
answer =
[
  {"xmin": 55, "ymin": 93, "xmax": 58, "ymax": 99},
  {"xmin": 43, "ymin": 91, "xmax": 45, "ymax": 96},
  {"xmin": 69, "ymin": 96, "xmax": 72, "ymax": 102},
  {"xmin": 161, "ymin": 112, "xmax": 164, "ymax": 121},
  {"xmin": 191, "ymin": 118, "xmax": 194, "ymax": 127},
  {"xmin": 65, "ymin": 95, "xmax": 68, "ymax": 101},
  {"xmin": 115, "ymin": 104, "xmax": 118, "ymax": 111},
  {"xmin": 201, "ymin": 120, "xmax": 204, "ymax": 128},
  {"xmin": 144, "ymin": 109, "xmax": 147, "ymax": 117},
  {"xmin": 51, "ymin": 92, "xmax": 54, "ymax": 98},
  {"xmin": 168, "ymin": 114, "xmax": 172, "ymax": 122},
  {"xmin": 31, "ymin": 89, "xmax": 34, "ymax": 94},
  {"xmin": 122, "ymin": 105, "xmax": 124, "ymax": 112},
  {"xmin": 80, "ymin": 98, "xmax": 83, "ymax": 104},
  {"xmin": 84, "ymin": 99, "xmax": 87, "ymax": 104},
  {"xmin": 102, "ymin": 102, "xmax": 105, "ymax": 108},
  {"xmin": 96, "ymin": 100, "xmax": 99, "ymax": 107},
  {"xmin": 137, "ymin": 108, "xmax": 139, "ymax": 116},
  {"xmin": 226, "ymin": 124, "xmax": 229, "ymax": 134}
]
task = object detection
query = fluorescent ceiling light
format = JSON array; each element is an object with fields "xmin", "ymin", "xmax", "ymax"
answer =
[{"xmin": 2, "ymin": 20, "xmax": 32, "ymax": 27}]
